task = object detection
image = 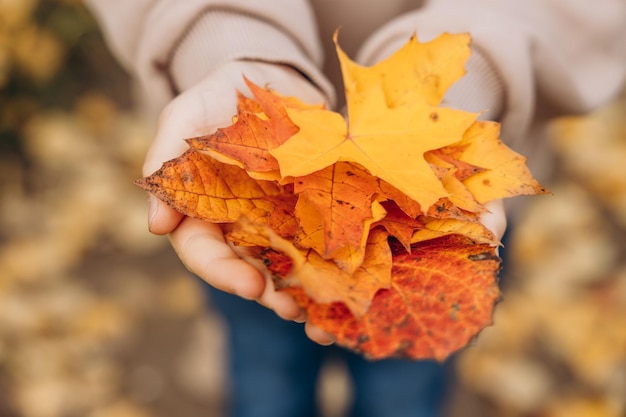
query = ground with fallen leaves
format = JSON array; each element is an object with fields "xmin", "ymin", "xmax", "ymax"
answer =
[{"xmin": 1, "ymin": 1, "xmax": 625, "ymax": 417}]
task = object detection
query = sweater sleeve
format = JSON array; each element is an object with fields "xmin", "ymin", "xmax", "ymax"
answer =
[
  {"xmin": 83, "ymin": 0, "xmax": 334, "ymax": 112},
  {"xmin": 356, "ymin": 0, "xmax": 626, "ymax": 153}
]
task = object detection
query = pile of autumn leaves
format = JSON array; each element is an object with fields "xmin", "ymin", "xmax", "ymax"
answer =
[{"xmin": 137, "ymin": 33, "xmax": 545, "ymax": 360}]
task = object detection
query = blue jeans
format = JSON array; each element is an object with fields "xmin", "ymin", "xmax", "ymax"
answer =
[{"xmin": 206, "ymin": 285, "xmax": 451, "ymax": 417}]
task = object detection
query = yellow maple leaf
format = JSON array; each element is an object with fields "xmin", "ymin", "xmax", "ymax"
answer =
[
  {"xmin": 270, "ymin": 33, "xmax": 477, "ymax": 212},
  {"xmin": 411, "ymin": 218, "xmax": 498, "ymax": 246},
  {"xmin": 455, "ymin": 121, "xmax": 548, "ymax": 203},
  {"xmin": 425, "ymin": 152, "xmax": 486, "ymax": 213},
  {"xmin": 338, "ymin": 32, "xmax": 472, "ymax": 108}
]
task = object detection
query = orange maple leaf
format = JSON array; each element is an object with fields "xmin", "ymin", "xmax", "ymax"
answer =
[
  {"xmin": 135, "ymin": 149, "xmax": 291, "ymax": 226},
  {"xmin": 185, "ymin": 78, "xmax": 301, "ymax": 174},
  {"xmin": 294, "ymin": 162, "xmax": 379, "ymax": 259}
]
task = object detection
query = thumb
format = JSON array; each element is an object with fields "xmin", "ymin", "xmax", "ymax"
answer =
[{"xmin": 140, "ymin": 74, "xmax": 241, "ymax": 235}]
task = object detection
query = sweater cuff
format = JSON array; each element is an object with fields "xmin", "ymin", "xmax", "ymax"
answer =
[{"xmin": 169, "ymin": 10, "xmax": 335, "ymax": 105}]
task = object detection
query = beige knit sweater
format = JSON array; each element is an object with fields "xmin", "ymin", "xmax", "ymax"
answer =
[{"xmin": 85, "ymin": 0, "xmax": 626, "ymax": 175}]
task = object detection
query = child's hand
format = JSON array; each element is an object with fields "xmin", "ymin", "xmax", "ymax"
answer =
[
  {"xmin": 143, "ymin": 59, "xmax": 506, "ymax": 347},
  {"xmin": 143, "ymin": 61, "xmax": 332, "ymax": 341}
]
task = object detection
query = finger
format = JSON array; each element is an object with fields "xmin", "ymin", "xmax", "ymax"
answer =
[
  {"xmin": 480, "ymin": 199, "xmax": 507, "ymax": 241},
  {"xmin": 142, "ymin": 102, "xmax": 191, "ymax": 176},
  {"xmin": 230, "ymin": 245, "xmax": 305, "ymax": 321},
  {"xmin": 169, "ymin": 217, "xmax": 266, "ymax": 300},
  {"xmin": 305, "ymin": 322, "xmax": 335, "ymax": 345},
  {"xmin": 148, "ymin": 196, "xmax": 184, "ymax": 235},
  {"xmin": 256, "ymin": 274, "xmax": 305, "ymax": 321}
]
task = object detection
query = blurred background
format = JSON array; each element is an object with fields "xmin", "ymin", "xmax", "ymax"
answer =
[{"xmin": 1, "ymin": 1, "xmax": 625, "ymax": 416}]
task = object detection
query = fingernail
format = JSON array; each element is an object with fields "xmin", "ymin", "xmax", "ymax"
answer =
[
  {"xmin": 148, "ymin": 195, "xmax": 158, "ymax": 230},
  {"xmin": 293, "ymin": 312, "xmax": 306, "ymax": 323}
]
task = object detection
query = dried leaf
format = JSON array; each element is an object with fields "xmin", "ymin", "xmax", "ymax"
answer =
[
  {"xmin": 426, "ymin": 151, "xmax": 486, "ymax": 213},
  {"xmin": 230, "ymin": 218, "xmax": 392, "ymax": 317},
  {"xmin": 455, "ymin": 121, "xmax": 549, "ymax": 203},
  {"xmin": 294, "ymin": 162, "xmax": 381, "ymax": 258},
  {"xmin": 135, "ymin": 149, "xmax": 283, "ymax": 224},
  {"xmin": 411, "ymin": 218, "xmax": 497, "ymax": 245},
  {"xmin": 372, "ymin": 201, "xmax": 424, "ymax": 251},
  {"xmin": 266, "ymin": 234, "xmax": 501, "ymax": 361},
  {"xmin": 186, "ymin": 78, "xmax": 299, "ymax": 173}
]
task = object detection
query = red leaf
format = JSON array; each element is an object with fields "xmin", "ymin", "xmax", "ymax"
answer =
[{"xmin": 266, "ymin": 234, "xmax": 501, "ymax": 361}]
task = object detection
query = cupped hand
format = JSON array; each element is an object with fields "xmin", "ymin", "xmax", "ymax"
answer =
[
  {"xmin": 143, "ymin": 60, "xmax": 508, "ymax": 348},
  {"xmin": 144, "ymin": 61, "xmax": 328, "ymax": 326}
]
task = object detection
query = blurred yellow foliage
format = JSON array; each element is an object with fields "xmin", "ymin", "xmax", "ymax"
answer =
[
  {"xmin": 13, "ymin": 24, "xmax": 65, "ymax": 82},
  {"xmin": 0, "ymin": 0, "xmax": 44, "ymax": 87},
  {"xmin": 0, "ymin": 2, "xmax": 217, "ymax": 416},
  {"xmin": 1, "ymin": 1, "xmax": 625, "ymax": 416},
  {"xmin": 453, "ymin": 95, "xmax": 626, "ymax": 417},
  {"xmin": 0, "ymin": 0, "xmax": 37, "ymax": 29}
]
